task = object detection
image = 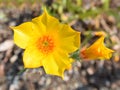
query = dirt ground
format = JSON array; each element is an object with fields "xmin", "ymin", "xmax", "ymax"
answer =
[{"xmin": 0, "ymin": 0, "xmax": 120, "ymax": 90}]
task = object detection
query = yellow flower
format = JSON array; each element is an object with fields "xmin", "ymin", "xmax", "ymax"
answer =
[
  {"xmin": 11, "ymin": 9, "xmax": 80, "ymax": 78},
  {"xmin": 81, "ymin": 36, "xmax": 114, "ymax": 60}
]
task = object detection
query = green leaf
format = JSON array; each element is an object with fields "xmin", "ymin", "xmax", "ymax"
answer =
[{"xmin": 70, "ymin": 50, "xmax": 81, "ymax": 61}]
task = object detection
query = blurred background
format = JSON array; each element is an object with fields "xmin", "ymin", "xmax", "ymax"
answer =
[{"xmin": 0, "ymin": 0, "xmax": 120, "ymax": 90}]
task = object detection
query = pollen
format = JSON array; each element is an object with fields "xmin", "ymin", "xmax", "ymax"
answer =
[{"xmin": 36, "ymin": 35, "xmax": 55, "ymax": 54}]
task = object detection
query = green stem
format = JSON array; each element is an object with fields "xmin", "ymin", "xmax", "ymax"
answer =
[{"xmin": 17, "ymin": 68, "xmax": 27, "ymax": 75}]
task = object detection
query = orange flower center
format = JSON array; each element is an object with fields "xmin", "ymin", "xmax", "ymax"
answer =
[{"xmin": 36, "ymin": 35, "xmax": 55, "ymax": 55}]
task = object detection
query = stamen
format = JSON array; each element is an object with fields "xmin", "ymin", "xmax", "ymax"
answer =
[{"xmin": 36, "ymin": 35, "xmax": 54, "ymax": 54}]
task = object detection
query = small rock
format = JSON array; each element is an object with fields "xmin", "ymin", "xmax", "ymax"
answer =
[
  {"xmin": 10, "ymin": 55, "xmax": 18, "ymax": 63},
  {"xmin": 0, "ymin": 40, "xmax": 14, "ymax": 52}
]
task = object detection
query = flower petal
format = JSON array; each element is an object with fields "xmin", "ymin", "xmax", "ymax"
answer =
[
  {"xmin": 43, "ymin": 50, "xmax": 73, "ymax": 79},
  {"xmin": 42, "ymin": 55, "xmax": 63, "ymax": 77},
  {"xmin": 32, "ymin": 8, "xmax": 60, "ymax": 32},
  {"xmin": 53, "ymin": 49, "xmax": 73, "ymax": 69},
  {"xmin": 23, "ymin": 45, "xmax": 44, "ymax": 68},
  {"xmin": 60, "ymin": 35, "xmax": 78, "ymax": 53},
  {"xmin": 32, "ymin": 17, "xmax": 46, "ymax": 34},
  {"xmin": 59, "ymin": 24, "xmax": 80, "ymax": 37},
  {"xmin": 42, "ymin": 9, "xmax": 60, "ymax": 29},
  {"xmin": 59, "ymin": 25, "xmax": 80, "ymax": 52},
  {"xmin": 11, "ymin": 22, "xmax": 32, "ymax": 48},
  {"xmin": 74, "ymin": 32, "xmax": 81, "ymax": 49}
]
